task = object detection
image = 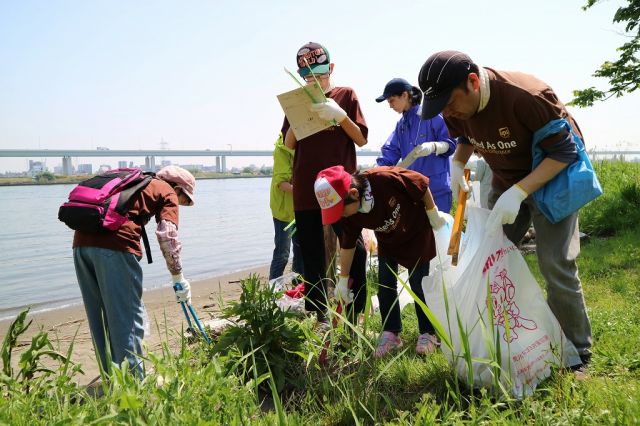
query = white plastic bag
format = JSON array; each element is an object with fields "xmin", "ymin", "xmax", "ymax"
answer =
[
  {"xmin": 268, "ymin": 271, "xmax": 300, "ymax": 293},
  {"xmin": 424, "ymin": 207, "xmax": 580, "ymax": 397},
  {"xmin": 276, "ymin": 294, "xmax": 306, "ymax": 314}
]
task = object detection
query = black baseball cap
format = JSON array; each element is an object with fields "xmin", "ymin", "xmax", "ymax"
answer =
[
  {"xmin": 418, "ymin": 50, "xmax": 474, "ymax": 119},
  {"xmin": 375, "ymin": 78, "xmax": 412, "ymax": 103}
]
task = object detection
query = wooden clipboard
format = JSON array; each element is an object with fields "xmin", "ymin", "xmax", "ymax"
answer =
[{"xmin": 447, "ymin": 169, "xmax": 471, "ymax": 266}]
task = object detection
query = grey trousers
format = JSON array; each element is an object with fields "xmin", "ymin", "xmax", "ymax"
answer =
[
  {"xmin": 74, "ymin": 246, "xmax": 145, "ymax": 377},
  {"xmin": 489, "ymin": 188, "xmax": 592, "ymax": 359}
]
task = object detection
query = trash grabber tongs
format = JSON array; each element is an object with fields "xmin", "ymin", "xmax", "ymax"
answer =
[
  {"xmin": 173, "ymin": 283, "xmax": 212, "ymax": 344},
  {"xmin": 447, "ymin": 168, "xmax": 471, "ymax": 266}
]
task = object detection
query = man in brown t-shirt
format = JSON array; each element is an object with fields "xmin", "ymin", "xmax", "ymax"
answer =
[
  {"xmin": 314, "ymin": 165, "xmax": 448, "ymax": 357},
  {"xmin": 73, "ymin": 165, "xmax": 195, "ymax": 377},
  {"xmin": 282, "ymin": 42, "xmax": 369, "ymax": 324},
  {"xmin": 417, "ymin": 50, "xmax": 592, "ymax": 370}
]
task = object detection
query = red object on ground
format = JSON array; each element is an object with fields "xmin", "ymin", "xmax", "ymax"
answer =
[
  {"xmin": 285, "ymin": 283, "xmax": 305, "ymax": 298},
  {"xmin": 319, "ymin": 278, "xmax": 352, "ymax": 365}
]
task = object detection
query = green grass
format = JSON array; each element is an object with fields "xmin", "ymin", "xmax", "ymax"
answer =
[{"xmin": 1, "ymin": 160, "xmax": 639, "ymax": 424}]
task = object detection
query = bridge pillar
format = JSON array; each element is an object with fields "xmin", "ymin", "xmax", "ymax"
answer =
[
  {"xmin": 144, "ymin": 156, "xmax": 156, "ymax": 172},
  {"xmin": 62, "ymin": 156, "xmax": 73, "ymax": 176},
  {"xmin": 221, "ymin": 156, "xmax": 226, "ymax": 173},
  {"xmin": 215, "ymin": 156, "xmax": 221, "ymax": 173}
]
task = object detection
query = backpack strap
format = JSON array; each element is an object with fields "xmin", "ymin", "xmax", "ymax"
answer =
[{"xmin": 140, "ymin": 223, "xmax": 153, "ymax": 264}]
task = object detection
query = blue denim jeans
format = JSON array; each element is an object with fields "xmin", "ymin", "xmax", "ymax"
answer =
[
  {"xmin": 73, "ymin": 246, "xmax": 145, "ymax": 377},
  {"xmin": 269, "ymin": 217, "xmax": 304, "ymax": 280},
  {"xmin": 377, "ymin": 256, "xmax": 434, "ymax": 335}
]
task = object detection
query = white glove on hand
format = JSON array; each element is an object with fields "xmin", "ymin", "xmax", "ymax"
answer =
[
  {"xmin": 426, "ymin": 206, "xmax": 448, "ymax": 230},
  {"xmin": 486, "ymin": 184, "xmax": 528, "ymax": 235},
  {"xmin": 451, "ymin": 160, "xmax": 470, "ymax": 200},
  {"xmin": 398, "ymin": 142, "xmax": 450, "ymax": 168},
  {"xmin": 416, "ymin": 141, "xmax": 450, "ymax": 158},
  {"xmin": 310, "ymin": 98, "xmax": 347, "ymax": 123},
  {"xmin": 172, "ymin": 273, "xmax": 192, "ymax": 304},
  {"xmin": 335, "ymin": 275, "xmax": 354, "ymax": 304}
]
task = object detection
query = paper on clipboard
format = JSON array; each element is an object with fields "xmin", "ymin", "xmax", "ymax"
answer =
[{"xmin": 277, "ymin": 84, "xmax": 333, "ymax": 140}]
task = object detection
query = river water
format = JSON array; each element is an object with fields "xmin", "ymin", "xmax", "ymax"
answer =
[{"xmin": 0, "ymin": 177, "xmax": 274, "ymax": 320}]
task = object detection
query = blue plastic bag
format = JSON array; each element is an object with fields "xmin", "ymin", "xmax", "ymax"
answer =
[{"xmin": 531, "ymin": 119, "xmax": 602, "ymax": 223}]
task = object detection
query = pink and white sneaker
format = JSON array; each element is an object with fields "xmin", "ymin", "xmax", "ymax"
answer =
[
  {"xmin": 416, "ymin": 333, "xmax": 440, "ymax": 355},
  {"xmin": 374, "ymin": 331, "xmax": 403, "ymax": 358}
]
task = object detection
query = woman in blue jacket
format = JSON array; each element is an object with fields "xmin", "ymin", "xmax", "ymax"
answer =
[{"xmin": 376, "ymin": 78, "xmax": 456, "ymax": 212}]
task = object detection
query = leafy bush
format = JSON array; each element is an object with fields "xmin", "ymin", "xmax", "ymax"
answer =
[
  {"xmin": 213, "ymin": 274, "xmax": 308, "ymax": 392},
  {"xmin": 580, "ymin": 160, "xmax": 640, "ymax": 237},
  {"xmin": 33, "ymin": 171, "xmax": 55, "ymax": 183}
]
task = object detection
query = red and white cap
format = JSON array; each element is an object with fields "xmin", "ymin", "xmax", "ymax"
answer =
[{"xmin": 314, "ymin": 165, "xmax": 351, "ymax": 225}]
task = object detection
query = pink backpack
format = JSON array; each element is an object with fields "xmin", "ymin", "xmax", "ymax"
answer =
[{"xmin": 58, "ymin": 168, "xmax": 155, "ymax": 262}]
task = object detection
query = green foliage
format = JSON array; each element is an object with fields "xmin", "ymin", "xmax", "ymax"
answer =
[
  {"xmin": 579, "ymin": 160, "xmax": 640, "ymax": 236},
  {"xmin": 570, "ymin": 0, "xmax": 640, "ymax": 106},
  {"xmin": 1, "ymin": 308, "xmax": 78, "ymax": 394},
  {"xmin": 33, "ymin": 171, "xmax": 55, "ymax": 183},
  {"xmin": 213, "ymin": 274, "xmax": 307, "ymax": 392}
]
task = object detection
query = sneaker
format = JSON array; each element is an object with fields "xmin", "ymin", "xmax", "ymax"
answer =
[
  {"xmin": 570, "ymin": 353, "xmax": 592, "ymax": 380},
  {"xmin": 374, "ymin": 331, "xmax": 403, "ymax": 358},
  {"xmin": 416, "ymin": 333, "xmax": 440, "ymax": 355}
]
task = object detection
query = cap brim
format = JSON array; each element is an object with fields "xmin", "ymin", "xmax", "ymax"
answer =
[
  {"xmin": 375, "ymin": 94, "xmax": 387, "ymax": 103},
  {"xmin": 320, "ymin": 201, "xmax": 344, "ymax": 225},
  {"xmin": 298, "ymin": 64, "xmax": 330, "ymax": 77},
  {"xmin": 420, "ymin": 90, "xmax": 452, "ymax": 119}
]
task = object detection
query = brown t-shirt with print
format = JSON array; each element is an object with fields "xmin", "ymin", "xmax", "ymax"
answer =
[
  {"xmin": 339, "ymin": 167, "xmax": 436, "ymax": 269},
  {"xmin": 445, "ymin": 68, "xmax": 583, "ymax": 191},
  {"xmin": 73, "ymin": 178, "xmax": 179, "ymax": 257},
  {"xmin": 281, "ymin": 86, "xmax": 368, "ymax": 211}
]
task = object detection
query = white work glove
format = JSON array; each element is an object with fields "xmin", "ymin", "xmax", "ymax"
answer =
[
  {"xmin": 486, "ymin": 184, "xmax": 528, "ymax": 235},
  {"xmin": 397, "ymin": 142, "xmax": 449, "ymax": 168},
  {"xmin": 335, "ymin": 275, "xmax": 354, "ymax": 304},
  {"xmin": 451, "ymin": 160, "xmax": 471, "ymax": 200},
  {"xmin": 416, "ymin": 141, "xmax": 450, "ymax": 157},
  {"xmin": 426, "ymin": 206, "xmax": 447, "ymax": 230},
  {"xmin": 310, "ymin": 98, "xmax": 347, "ymax": 123},
  {"xmin": 172, "ymin": 273, "xmax": 192, "ymax": 304}
]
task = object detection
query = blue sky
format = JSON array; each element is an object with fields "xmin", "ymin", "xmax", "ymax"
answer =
[{"xmin": 0, "ymin": 0, "xmax": 637, "ymax": 172}]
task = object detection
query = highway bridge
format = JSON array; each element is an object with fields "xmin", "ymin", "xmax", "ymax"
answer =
[
  {"xmin": 0, "ymin": 148, "xmax": 636, "ymax": 175},
  {"xmin": 0, "ymin": 148, "xmax": 382, "ymax": 175}
]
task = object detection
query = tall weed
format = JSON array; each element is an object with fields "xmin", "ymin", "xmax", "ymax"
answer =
[{"xmin": 213, "ymin": 274, "xmax": 308, "ymax": 392}]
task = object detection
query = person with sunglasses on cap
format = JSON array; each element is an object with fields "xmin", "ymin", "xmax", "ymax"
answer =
[
  {"xmin": 72, "ymin": 165, "xmax": 196, "ymax": 377},
  {"xmin": 314, "ymin": 165, "xmax": 449, "ymax": 357},
  {"xmin": 375, "ymin": 78, "xmax": 456, "ymax": 212},
  {"xmin": 417, "ymin": 50, "xmax": 592, "ymax": 372},
  {"xmin": 282, "ymin": 42, "xmax": 369, "ymax": 326}
]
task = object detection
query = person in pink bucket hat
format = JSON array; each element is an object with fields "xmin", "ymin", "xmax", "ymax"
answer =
[
  {"xmin": 314, "ymin": 165, "xmax": 448, "ymax": 358},
  {"xmin": 72, "ymin": 165, "xmax": 195, "ymax": 377}
]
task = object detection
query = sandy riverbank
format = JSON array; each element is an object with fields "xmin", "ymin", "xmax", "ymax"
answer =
[{"xmin": 0, "ymin": 265, "xmax": 270, "ymax": 385}]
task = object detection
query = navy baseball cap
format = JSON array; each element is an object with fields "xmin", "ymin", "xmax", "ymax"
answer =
[
  {"xmin": 418, "ymin": 50, "xmax": 474, "ymax": 119},
  {"xmin": 296, "ymin": 42, "xmax": 330, "ymax": 77},
  {"xmin": 375, "ymin": 78, "xmax": 412, "ymax": 103}
]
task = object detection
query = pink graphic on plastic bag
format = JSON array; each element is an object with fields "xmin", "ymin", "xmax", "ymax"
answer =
[{"xmin": 488, "ymin": 268, "xmax": 538, "ymax": 342}]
